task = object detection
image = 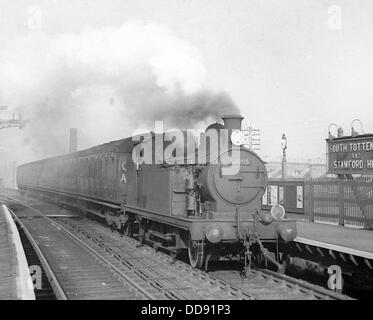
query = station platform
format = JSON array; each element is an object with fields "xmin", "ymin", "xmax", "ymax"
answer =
[
  {"xmin": 287, "ymin": 213, "xmax": 373, "ymax": 260},
  {"xmin": 0, "ymin": 204, "xmax": 35, "ymax": 300}
]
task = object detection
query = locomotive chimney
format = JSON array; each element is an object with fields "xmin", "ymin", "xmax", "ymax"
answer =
[
  {"xmin": 221, "ymin": 114, "xmax": 244, "ymax": 131},
  {"xmin": 69, "ymin": 128, "xmax": 78, "ymax": 153},
  {"xmin": 221, "ymin": 115, "xmax": 243, "ymax": 149}
]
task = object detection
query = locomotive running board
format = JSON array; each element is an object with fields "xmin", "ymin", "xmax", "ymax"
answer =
[
  {"xmin": 15, "ymin": 214, "xmax": 80, "ymax": 219},
  {"xmin": 46, "ymin": 214, "xmax": 80, "ymax": 218},
  {"xmin": 20, "ymin": 186, "xmax": 121, "ymax": 210},
  {"xmin": 123, "ymin": 205, "xmax": 192, "ymax": 230}
]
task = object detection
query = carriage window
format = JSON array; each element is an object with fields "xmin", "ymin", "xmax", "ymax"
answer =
[
  {"xmin": 96, "ymin": 157, "xmax": 99, "ymax": 178},
  {"xmin": 89, "ymin": 158, "xmax": 92, "ymax": 176},
  {"xmin": 102, "ymin": 157, "xmax": 105, "ymax": 179},
  {"xmin": 93, "ymin": 157, "xmax": 96, "ymax": 177},
  {"xmin": 93, "ymin": 158, "xmax": 97, "ymax": 177},
  {"xmin": 105, "ymin": 156, "xmax": 109, "ymax": 180},
  {"xmin": 85, "ymin": 158, "xmax": 89, "ymax": 177},
  {"xmin": 99, "ymin": 157, "xmax": 103, "ymax": 179}
]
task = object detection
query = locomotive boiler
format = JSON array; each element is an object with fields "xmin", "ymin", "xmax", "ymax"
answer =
[{"xmin": 17, "ymin": 114, "xmax": 297, "ymax": 270}]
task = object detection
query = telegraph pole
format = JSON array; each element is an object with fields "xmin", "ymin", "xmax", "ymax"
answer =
[
  {"xmin": 0, "ymin": 110, "xmax": 29, "ymax": 130},
  {"xmin": 281, "ymin": 133, "xmax": 287, "ymax": 180},
  {"xmin": 243, "ymin": 125, "xmax": 261, "ymax": 151},
  {"xmin": 249, "ymin": 125, "xmax": 261, "ymax": 151}
]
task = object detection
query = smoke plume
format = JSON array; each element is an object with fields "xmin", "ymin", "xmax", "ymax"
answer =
[{"xmin": 0, "ymin": 20, "xmax": 239, "ymax": 161}]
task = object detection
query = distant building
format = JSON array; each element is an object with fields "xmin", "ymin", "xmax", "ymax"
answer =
[{"xmin": 265, "ymin": 161, "xmax": 327, "ymax": 180}]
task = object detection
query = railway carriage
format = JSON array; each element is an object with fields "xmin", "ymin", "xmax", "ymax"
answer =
[{"xmin": 17, "ymin": 115, "xmax": 297, "ymax": 270}]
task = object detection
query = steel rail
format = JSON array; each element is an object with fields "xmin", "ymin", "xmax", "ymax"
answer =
[
  {"xmin": 3, "ymin": 194, "xmax": 351, "ymax": 300},
  {"xmin": 3, "ymin": 195, "xmax": 259, "ymax": 300},
  {"xmin": 55, "ymin": 216, "xmax": 257, "ymax": 300},
  {"xmin": 61, "ymin": 216, "xmax": 350, "ymax": 300},
  {"xmin": 260, "ymin": 269, "xmax": 353, "ymax": 300},
  {"xmin": 3, "ymin": 196, "xmax": 156, "ymax": 300},
  {"xmin": 8, "ymin": 208, "xmax": 68, "ymax": 300}
]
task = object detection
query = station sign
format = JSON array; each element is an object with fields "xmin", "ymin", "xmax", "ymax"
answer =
[{"xmin": 326, "ymin": 135, "xmax": 373, "ymax": 175}]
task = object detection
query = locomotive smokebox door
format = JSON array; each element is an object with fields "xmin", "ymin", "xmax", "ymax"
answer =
[{"xmin": 202, "ymin": 149, "xmax": 267, "ymax": 210}]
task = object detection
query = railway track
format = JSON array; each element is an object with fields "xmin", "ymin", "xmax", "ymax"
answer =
[
  {"xmin": 58, "ymin": 216, "xmax": 349, "ymax": 300},
  {"xmin": 8, "ymin": 204, "xmax": 152, "ymax": 299},
  {"xmin": 0, "ymin": 192, "xmax": 351, "ymax": 300},
  {"xmin": 14, "ymin": 217, "xmax": 58, "ymax": 300},
  {"xmin": 0, "ymin": 195, "xmax": 255, "ymax": 300}
]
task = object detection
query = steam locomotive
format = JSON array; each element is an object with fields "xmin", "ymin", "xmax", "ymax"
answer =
[{"xmin": 17, "ymin": 115, "xmax": 297, "ymax": 270}]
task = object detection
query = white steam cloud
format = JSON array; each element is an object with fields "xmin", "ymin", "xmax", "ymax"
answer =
[{"xmin": 0, "ymin": 20, "xmax": 239, "ymax": 162}]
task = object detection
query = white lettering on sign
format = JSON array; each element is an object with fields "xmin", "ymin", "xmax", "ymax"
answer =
[
  {"xmin": 328, "ymin": 137, "xmax": 373, "ymax": 173},
  {"xmin": 367, "ymin": 160, "xmax": 373, "ymax": 169},
  {"xmin": 333, "ymin": 159, "xmax": 364, "ymax": 169},
  {"xmin": 329, "ymin": 143, "xmax": 348, "ymax": 153},
  {"xmin": 349, "ymin": 142, "xmax": 373, "ymax": 152},
  {"xmin": 327, "ymin": 265, "xmax": 343, "ymax": 292},
  {"xmin": 329, "ymin": 141, "xmax": 373, "ymax": 153}
]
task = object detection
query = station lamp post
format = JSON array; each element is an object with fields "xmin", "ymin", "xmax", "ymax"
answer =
[{"xmin": 281, "ymin": 133, "xmax": 287, "ymax": 180}]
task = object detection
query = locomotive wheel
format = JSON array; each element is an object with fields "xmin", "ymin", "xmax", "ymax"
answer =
[
  {"xmin": 123, "ymin": 221, "xmax": 133, "ymax": 237},
  {"xmin": 252, "ymin": 251, "xmax": 266, "ymax": 268},
  {"xmin": 138, "ymin": 220, "xmax": 145, "ymax": 245},
  {"xmin": 188, "ymin": 239, "xmax": 205, "ymax": 269}
]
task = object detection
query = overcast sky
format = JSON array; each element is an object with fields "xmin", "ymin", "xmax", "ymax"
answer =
[{"xmin": 1, "ymin": 0, "xmax": 373, "ymax": 163}]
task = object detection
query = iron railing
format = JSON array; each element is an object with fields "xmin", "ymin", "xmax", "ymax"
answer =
[{"xmin": 304, "ymin": 177, "xmax": 373, "ymax": 229}]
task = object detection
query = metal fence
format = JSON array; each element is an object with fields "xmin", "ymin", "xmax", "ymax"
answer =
[{"xmin": 304, "ymin": 178, "xmax": 373, "ymax": 229}]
